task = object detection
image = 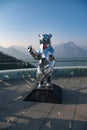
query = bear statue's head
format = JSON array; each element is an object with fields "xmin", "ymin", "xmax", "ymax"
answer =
[{"xmin": 39, "ymin": 34, "xmax": 52, "ymax": 45}]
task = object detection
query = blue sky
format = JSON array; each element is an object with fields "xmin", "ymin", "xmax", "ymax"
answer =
[{"xmin": 0, "ymin": 0, "xmax": 87, "ymax": 48}]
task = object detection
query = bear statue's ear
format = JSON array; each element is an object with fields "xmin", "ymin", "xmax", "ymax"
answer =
[
  {"xmin": 39, "ymin": 34, "xmax": 41, "ymax": 37},
  {"xmin": 49, "ymin": 34, "xmax": 52, "ymax": 38}
]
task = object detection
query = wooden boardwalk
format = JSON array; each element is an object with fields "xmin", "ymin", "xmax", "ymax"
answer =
[{"xmin": 0, "ymin": 77, "xmax": 87, "ymax": 130}]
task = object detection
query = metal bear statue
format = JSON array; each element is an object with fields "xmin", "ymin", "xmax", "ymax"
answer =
[{"xmin": 28, "ymin": 34, "xmax": 55, "ymax": 89}]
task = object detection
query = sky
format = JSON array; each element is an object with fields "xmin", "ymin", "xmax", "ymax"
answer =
[{"xmin": 0, "ymin": 0, "xmax": 87, "ymax": 48}]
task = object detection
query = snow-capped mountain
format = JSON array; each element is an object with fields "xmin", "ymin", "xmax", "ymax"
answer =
[{"xmin": 54, "ymin": 41, "xmax": 87, "ymax": 58}]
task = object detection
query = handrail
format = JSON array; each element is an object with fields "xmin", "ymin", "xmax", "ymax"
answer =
[{"xmin": 0, "ymin": 66, "xmax": 87, "ymax": 73}]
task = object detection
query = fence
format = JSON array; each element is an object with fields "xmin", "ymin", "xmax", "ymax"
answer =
[{"xmin": 0, "ymin": 59, "xmax": 87, "ymax": 80}]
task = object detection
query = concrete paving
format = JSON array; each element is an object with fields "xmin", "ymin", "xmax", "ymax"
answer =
[{"xmin": 0, "ymin": 77, "xmax": 87, "ymax": 130}]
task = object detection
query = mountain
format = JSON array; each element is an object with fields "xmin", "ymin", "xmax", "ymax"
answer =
[
  {"xmin": 80, "ymin": 45, "xmax": 87, "ymax": 51},
  {"xmin": 54, "ymin": 41, "xmax": 87, "ymax": 58},
  {"xmin": 0, "ymin": 41, "xmax": 87, "ymax": 60},
  {"xmin": 11, "ymin": 45, "xmax": 30, "ymax": 55},
  {"xmin": 0, "ymin": 46, "xmax": 32, "ymax": 61},
  {"xmin": 0, "ymin": 48, "xmax": 35, "ymax": 70}
]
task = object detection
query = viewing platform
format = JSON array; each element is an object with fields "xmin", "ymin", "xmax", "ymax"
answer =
[{"xmin": 0, "ymin": 65, "xmax": 87, "ymax": 130}]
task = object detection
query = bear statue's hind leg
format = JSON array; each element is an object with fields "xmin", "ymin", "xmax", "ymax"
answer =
[
  {"xmin": 36, "ymin": 72, "xmax": 45, "ymax": 89},
  {"xmin": 37, "ymin": 80, "xmax": 44, "ymax": 89},
  {"xmin": 46, "ymin": 75, "xmax": 52, "ymax": 89}
]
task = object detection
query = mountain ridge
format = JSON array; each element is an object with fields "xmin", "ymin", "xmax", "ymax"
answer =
[
  {"xmin": 0, "ymin": 41, "xmax": 87, "ymax": 60},
  {"xmin": 0, "ymin": 46, "xmax": 32, "ymax": 61},
  {"xmin": 54, "ymin": 41, "xmax": 87, "ymax": 58}
]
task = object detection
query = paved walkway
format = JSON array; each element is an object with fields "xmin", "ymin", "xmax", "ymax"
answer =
[{"xmin": 0, "ymin": 77, "xmax": 87, "ymax": 130}]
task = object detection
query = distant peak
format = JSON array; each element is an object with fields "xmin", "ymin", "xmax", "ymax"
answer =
[
  {"xmin": 60, "ymin": 41, "xmax": 76, "ymax": 47},
  {"xmin": 68, "ymin": 41, "xmax": 74, "ymax": 43},
  {"xmin": 68, "ymin": 41, "xmax": 75, "ymax": 45}
]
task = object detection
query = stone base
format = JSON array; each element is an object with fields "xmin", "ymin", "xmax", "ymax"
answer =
[{"xmin": 24, "ymin": 84, "xmax": 62, "ymax": 104}]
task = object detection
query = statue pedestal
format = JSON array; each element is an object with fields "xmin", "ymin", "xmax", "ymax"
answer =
[{"xmin": 24, "ymin": 84, "xmax": 62, "ymax": 104}]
